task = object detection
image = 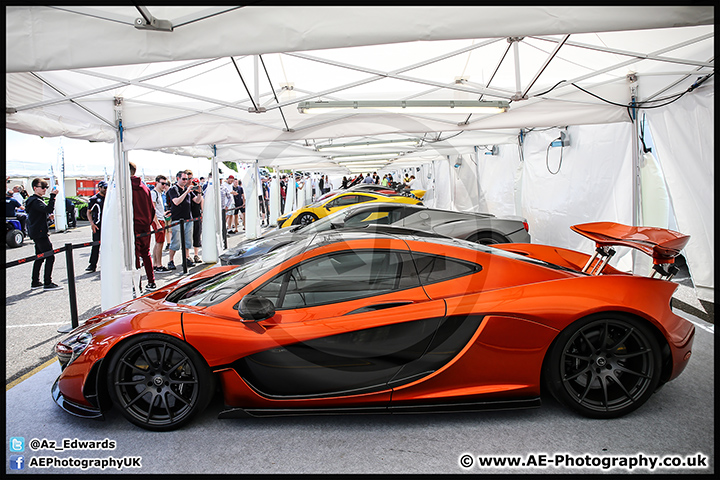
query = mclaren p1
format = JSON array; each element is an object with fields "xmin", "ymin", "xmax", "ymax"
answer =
[{"xmin": 52, "ymin": 222, "xmax": 694, "ymax": 431}]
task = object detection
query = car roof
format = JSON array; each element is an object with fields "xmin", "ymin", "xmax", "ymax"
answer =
[{"xmin": 305, "ymin": 227, "xmax": 578, "ymax": 275}]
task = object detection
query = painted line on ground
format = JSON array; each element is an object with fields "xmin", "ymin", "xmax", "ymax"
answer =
[
  {"xmin": 6, "ymin": 322, "xmax": 67, "ymax": 328},
  {"xmin": 6, "ymin": 358, "xmax": 58, "ymax": 391}
]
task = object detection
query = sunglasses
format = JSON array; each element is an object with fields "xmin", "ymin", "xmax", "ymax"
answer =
[
  {"xmin": 180, "ymin": 177, "xmax": 188, "ymax": 181},
  {"xmin": 37, "ymin": 185, "xmax": 49, "ymax": 189},
  {"xmin": 159, "ymin": 182, "xmax": 168, "ymax": 186}
]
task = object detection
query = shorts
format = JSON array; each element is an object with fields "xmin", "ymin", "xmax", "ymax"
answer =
[
  {"xmin": 154, "ymin": 219, "xmax": 166, "ymax": 243},
  {"xmin": 170, "ymin": 220, "xmax": 193, "ymax": 252}
]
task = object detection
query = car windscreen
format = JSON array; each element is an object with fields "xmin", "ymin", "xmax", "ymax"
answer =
[{"xmin": 166, "ymin": 237, "xmax": 314, "ymax": 306}]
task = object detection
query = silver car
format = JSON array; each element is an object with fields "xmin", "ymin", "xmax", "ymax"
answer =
[{"xmin": 219, "ymin": 203, "xmax": 530, "ymax": 266}]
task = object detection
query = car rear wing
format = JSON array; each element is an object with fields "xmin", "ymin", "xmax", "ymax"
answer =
[{"xmin": 571, "ymin": 222, "xmax": 690, "ymax": 280}]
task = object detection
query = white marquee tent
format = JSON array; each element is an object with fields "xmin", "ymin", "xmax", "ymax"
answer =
[{"xmin": 5, "ymin": 6, "xmax": 714, "ymax": 306}]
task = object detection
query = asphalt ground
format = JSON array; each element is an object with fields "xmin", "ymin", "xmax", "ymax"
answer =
[{"xmin": 4, "ymin": 309, "xmax": 714, "ymax": 474}]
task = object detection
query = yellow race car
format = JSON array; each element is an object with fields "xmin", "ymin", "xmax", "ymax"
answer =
[{"xmin": 277, "ymin": 191, "xmax": 422, "ymax": 228}]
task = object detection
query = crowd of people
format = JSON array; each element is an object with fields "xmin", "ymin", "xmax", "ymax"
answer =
[
  {"xmin": 8, "ymin": 168, "xmax": 423, "ymax": 292},
  {"xmin": 9, "ymin": 166, "xmax": 217, "ymax": 292}
]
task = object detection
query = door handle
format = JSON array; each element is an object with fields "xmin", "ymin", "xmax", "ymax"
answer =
[{"xmin": 344, "ymin": 301, "xmax": 414, "ymax": 316}]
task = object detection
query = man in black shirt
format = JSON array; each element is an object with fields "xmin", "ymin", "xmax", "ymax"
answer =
[
  {"xmin": 25, "ymin": 178, "xmax": 62, "ymax": 290},
  {"xmin": 85, "ymin": 181, "xmax": 107, "ymax": 272},
  {"xmin": 165, "ymin": 171, "xmax": 202, "ymax": 270}
]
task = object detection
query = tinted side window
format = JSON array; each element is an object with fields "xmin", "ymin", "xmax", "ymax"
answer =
[
  {"xmin": 344, "ymin": 206, "xmax": 405, "ymax": 227},
  {"xmin": 354, "ymin": 194, "xmax": 375, "ymax": 204},
  {"xmin": 412, "ymin": 253, "xmax": 481, "ymax": 285},
  {"xmin": 253, "ymin": 250, "xmax": 419, "ymax": 309},
  {"xmin": 333, "ymin": 195, "xmax": 359, "ymax": 207}
]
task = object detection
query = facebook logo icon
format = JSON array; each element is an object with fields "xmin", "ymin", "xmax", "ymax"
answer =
[{"xmin": 10, "ymin": 455, "xmax": 25, "ymax": 470}]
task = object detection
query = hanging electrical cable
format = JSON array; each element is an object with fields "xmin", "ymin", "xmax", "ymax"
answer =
[
  {"xmin": 533, "ymin": 72, "xmax": 714, "ymax": 115},
  {"xmin": 545, "ymin": 137, "xmax": 564, "ymax": 175}
]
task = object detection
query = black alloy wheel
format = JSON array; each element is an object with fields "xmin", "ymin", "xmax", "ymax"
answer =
[
  {"xmin": 545, "ymin": 314, "xmax": 662, "ymax": 418},
  {"xmin": 107, "ymin": 334, "xmax": 214, "ymax": 431},
  {"xmin": 470, "ymin": 232, "xmax": 508, "ymax": 245},
  {"xmin": 295, "ymin": 212, "xmax": 318, "ymax": 226}
]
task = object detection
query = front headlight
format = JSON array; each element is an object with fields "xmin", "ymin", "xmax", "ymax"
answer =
[{"xmin": 54, "ymin": 331, "xmax": 93, "ymax": 370}]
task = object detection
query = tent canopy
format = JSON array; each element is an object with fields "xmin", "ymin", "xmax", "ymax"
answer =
[
  {"xmin": 6, "ymin": 6, "xmax": 714, "ymax": 168},
  {"xmin": 5, "ymin": 6, "xmax": 714, "ymax": 300}
]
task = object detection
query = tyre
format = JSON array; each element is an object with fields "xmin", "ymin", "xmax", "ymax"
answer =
[
  {"xmin": 106, "ymin": 334, "xmax": 214, "ymax": 431},
  {"xmin": 294, "ymin": 212, "xmax": 318, "ymax": 226},
  {"xmin": 78, "ymin": 206, "xmax": 88, "ymax": 221},
  {"xmin": 544, "ymin": 313, "xmax": 661, "ymax": 418},
  {"xmin": 6, "ymin": 229, "xmax": 24, "ymax": 248},
  {"xmin": 469, "ymin": 232, "xmax": 508, "ymax": 245}
]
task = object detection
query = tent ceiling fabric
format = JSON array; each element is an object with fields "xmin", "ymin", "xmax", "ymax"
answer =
[
  {"xmin": 5, "ymin": 6, "xmax": 714, "ymax": 169},
  {"xmin": 6, "ymin": 6, "xmax": 713, "ymax": 73}
]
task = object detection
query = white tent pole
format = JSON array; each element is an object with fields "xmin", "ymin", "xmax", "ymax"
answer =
[
  {"xmin": 201, "ymin": 146, "xmax": 219, "ymax": 263},
  {"xmin": 254, "ymin": 55, "xmax": 260, "ymax": 108},
  {"xmin": 211, "ymin": 146, "xmax": 222, "ymax": 253},
  {"xmin": 54, "ymin": 144, "xmax": 68, "ymax": 232},
  {"xmin": 101, "ymin": 97, "xmax": 135, "ymax": 308},
  {"xmin": 512, "ymin": 37, "xmax": 523, "ymax": 100},
  {"xmin": 629, "ymin": 75, "xmax": 642, "ymax": 274}
]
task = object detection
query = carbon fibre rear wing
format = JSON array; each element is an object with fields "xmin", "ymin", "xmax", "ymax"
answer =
[{"xmin": 571, "ymin": 222, "xmax": 690, "ymax": 280}]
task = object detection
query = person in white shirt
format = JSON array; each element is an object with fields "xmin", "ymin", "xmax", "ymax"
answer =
[
  {"xmin": 221, "ymin": 176, "xmax": 238, "ymax": 233},
  {"xmin": 151, "ymin": 175, "xmax": 170, "ymax": 273}
]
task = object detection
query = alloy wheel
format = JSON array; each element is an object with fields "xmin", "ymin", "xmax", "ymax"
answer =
[
  {"xmin": 547, "ymin": 315, "xmax": 661, "ymax": 418},
  {"xmin": 108, "ymin": 335, "xmax": 212, "ymax": 430}
]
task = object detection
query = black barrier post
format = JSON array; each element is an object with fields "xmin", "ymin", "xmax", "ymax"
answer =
[
  {"xmin": 57, "ymin": 243, "xmax": 79, "ymax": 334},
  {"xmin": 222, "ymin": 207, "xmax": 228, "ymax": 249},
  {"xmin": 179, "ymin": 220, "xmax": 188, "ymax": 274}
]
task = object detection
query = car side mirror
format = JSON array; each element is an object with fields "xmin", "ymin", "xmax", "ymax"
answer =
[
  {"xmin": 330, "ymin": 219, "xmax": 345, "ymax": 229},
  {"xmin": 238, "ymin": 295, "xmax": 275, "ymax": 322}
]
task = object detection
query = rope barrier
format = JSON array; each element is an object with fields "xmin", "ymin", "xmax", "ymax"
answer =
[{"xmin": 5, "ymin": 217, "xmax": 203, "ymax": 268}]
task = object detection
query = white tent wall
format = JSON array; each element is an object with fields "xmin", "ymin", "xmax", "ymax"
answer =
[
  {"xmin": 430, "ymin": 158, "xmax": 453, "ymax": 211},
  {"xmin": 644, "ymin": 86, "xmax": 714, "ymax": 302},
  {"xmin": 449, "ymin": 154, "xmax": 480, "ymax": 213},
  {"xmin": 476, "ymin": 144, "xmax": 524, "ymax": 218},
  {"xmin": 518, "ymin": 123, "xmax": 635, "ymax": 271}
]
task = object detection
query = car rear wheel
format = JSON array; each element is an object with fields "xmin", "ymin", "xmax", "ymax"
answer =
[
  {"xmin": 545, "ymin": 314, "xmax": 661, "ymax": 418},
  {"xmin": 469, "ymin": 232, "xmax": 508, "ymax": 245},
  {"xmin": 107, "ymin": 334, "xmax": 214, "ymax": 431},
  {"xmin": 294, "ymin": 212, "xmax": 318, "ymax": 226}
]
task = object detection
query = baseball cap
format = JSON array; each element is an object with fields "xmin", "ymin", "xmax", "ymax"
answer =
[
  {"xmin": 228, "ymin": 175, "xmax": 235, "ymax": 180},
  {"xmin": 97, "ymin": 181, "xmax": 108, "ymax": 188}
]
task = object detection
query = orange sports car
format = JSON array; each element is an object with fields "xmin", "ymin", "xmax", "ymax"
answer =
[{"xmin": 52, "ymin": 222, "xmax": 694, "ymax": 431}]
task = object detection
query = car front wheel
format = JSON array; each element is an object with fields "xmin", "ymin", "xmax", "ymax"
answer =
[
  {"xmin": 544, "ymin": 314, "xmax": 662, "ymax": 418},
  {"xmin": 294, "ymin": 212, "xmax": 318, "ymax": 226},
  {"xmin": 107, "ymin": 334, "xmax": 214, "ymax": 431}
]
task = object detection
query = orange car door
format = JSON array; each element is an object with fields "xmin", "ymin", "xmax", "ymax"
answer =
[{"xmin": 234, "ymin": 248, "xmax": 447, "ymax": 398}]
